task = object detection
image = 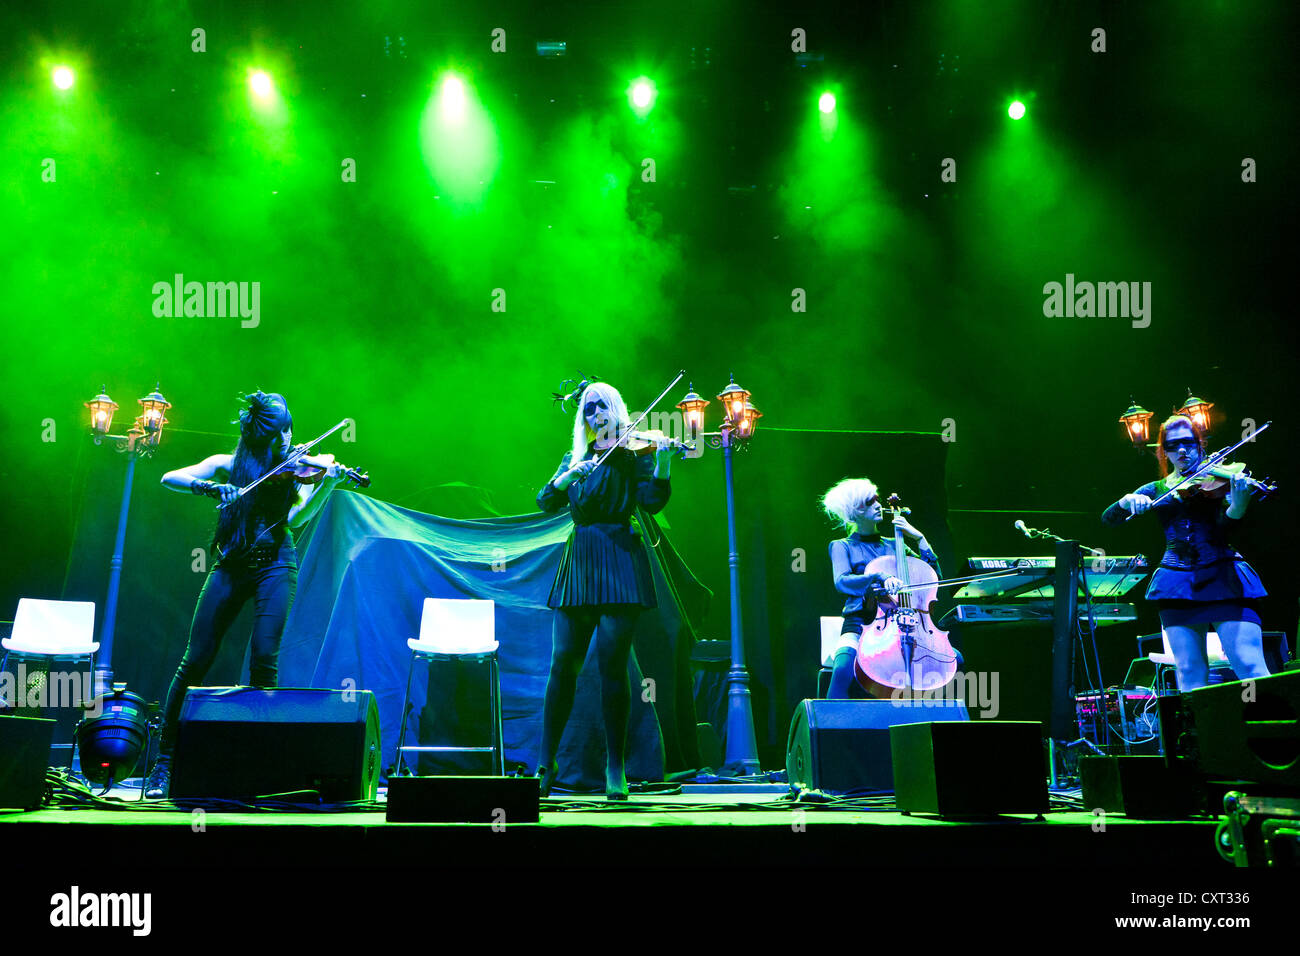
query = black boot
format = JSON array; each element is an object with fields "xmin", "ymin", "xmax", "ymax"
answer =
[{"xmin": 605, "ymin": 763, "xmax": 628, "ymax": 801}]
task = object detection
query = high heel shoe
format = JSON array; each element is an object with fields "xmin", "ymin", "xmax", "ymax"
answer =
[
  {"xmin": 536, "ymin": 763, "xmax": 557, "ymax": 798},
  {"xmin": 605, "ymin": 767, "xmax": 628, "ymax": 802}
]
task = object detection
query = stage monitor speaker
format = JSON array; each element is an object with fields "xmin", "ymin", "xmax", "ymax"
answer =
[
  {"xmin": 0, "ymin": 715, "xmax": 56, "ymax": 810},
  {"xmin": 1181, "ymin": 670, "xmax": 1300, "ymax": 787},
  {"xmin": 891, "ymin": 721, "xmax": 1048, "ymax": 816},
  {"xmin": 172, "ymin": 687, "xmax": 381, "ymax": 802},
  {"xmin": 386, "ymin": 775, "xmax": 540, "ymax": 823},
  {"xmin": 786, "ymin": 698, "xmax": 969, "ymax": 794},
  {"xmin": 1078, "ymin": 755, "xmax": 1204, "ymax": 819}
]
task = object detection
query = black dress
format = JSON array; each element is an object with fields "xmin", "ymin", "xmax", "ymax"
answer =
[{"xmin": 537, "ymin": 444, "xmax": 671, "ymax": 608}]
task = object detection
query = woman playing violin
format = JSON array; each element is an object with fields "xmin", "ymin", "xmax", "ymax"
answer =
[
  {"xmin": 1102, "ymin": 414, "xmax": 1269, "ymax": 692},
  {"xmin": 535, "ymin": 382, "xmax": 676, "ymax": 799},
  {"xmin": 820, "ymin": 477, "xmax": 941, "ymax": 699},
  {"xmin": 144, "ymin": 391, "xmax": 346, "ymax": 798}
]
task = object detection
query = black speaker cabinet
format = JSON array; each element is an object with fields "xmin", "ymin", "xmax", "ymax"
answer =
[
  {"xmin": 786, "ymin": 698, "xmax": 969, "ymax": 793},
  {"xmin": 386, "ymin": 776, "xmax": 540, "ymax": 823},
  {"xmin": 891, "ymin": 721, "xmax": 1048, "ymax": 816},
  {"xmin": 172, "ymin": 687, "xmax": 381, "ymax": 802},
  {"xmin": 0, "ymin": 715, "xmax": 56, "ymax": 810},
  {"xmin": 1079, "ymin": 755, "xmax": 1204, "ymax": 818},
  {"xmin": 1182, "ymin": 670, "xmax": 1300, "ymax": 787}
]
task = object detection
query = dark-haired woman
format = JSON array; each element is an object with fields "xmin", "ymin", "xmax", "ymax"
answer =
[
  {"xmin": 535, "ymin": 382, "xmax": 675, "ymax": 800},
  {"xmin": 144, "ymin": 392, "xmax": 344, "ymax": 798},
  {"xmin": 1102, "ymin": 414, "xmax": 1270, "ymax": 692}
]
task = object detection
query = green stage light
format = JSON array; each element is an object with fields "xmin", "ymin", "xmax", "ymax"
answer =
[
  {"xmin": 1008, "ymin": 99, "xmax": 1026, "ymax": 120},
  {"xmin": 52, "ymin": 66, "xmax": 75, "ymax": 90},
  {"xmin": 818, "ymin": 91, "xmax": 836, "ymax": 114},
  {"xmin": 439, "ymin": 74, "xmax": 468, "ymax": 124},
  {"xmin": 627, "ymin": 77, "xmax": 657, "ymax": 117},
  {"xmin": 419, "ymin": 71, "xmax": 500, "ymax": 204},
  {"xmin": 249, "ymin": 70, "xmax": 274, "ymax": 99}
]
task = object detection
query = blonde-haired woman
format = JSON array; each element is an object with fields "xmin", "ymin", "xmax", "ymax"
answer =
[
  {"xmin": 820, "ymin": 477, "xmax": 940, "ymax": 698},
  {"xmin": 535, "ymin": 382, "xmax": 676, "ymax": 798}
]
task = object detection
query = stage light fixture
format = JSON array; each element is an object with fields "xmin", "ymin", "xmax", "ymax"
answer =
[
  {"xmin": 818, "ymin": 91, "xmax": 836, "ymax": 114},
  {"xmin": 249, "ymin": 70, "xmax": 274, "ymax": 98},
  {"xmin": 439, "ymin": 74, "xmax": 468, "ymax": 123},
  {"xmin": 1008, "ymin": 100, "xmax": 1026, "ymax": 120},
  {"xmin": 75, "ymin": 685, "xmax": 151, "ymax": 791},
  {"xmin": 627, "ymin": 77, "xmax": 657, "ymax": 117},
  {"xmin": 52, "ymin": 66, "xmax": 75, "ymax": 90}
]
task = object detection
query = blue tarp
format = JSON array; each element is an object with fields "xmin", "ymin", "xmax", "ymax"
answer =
[{"xmin": 277, "ymin": 491, "xmax": 709, "ymax": 790}]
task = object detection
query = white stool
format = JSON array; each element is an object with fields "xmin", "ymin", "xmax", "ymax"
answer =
[
  {"xmin": 1, "ymin": 599, "xmax": 99, "ymax": 714},
  {"xmin": 392, "ymin": 598, "xmax": 503, "ymax": 777}
]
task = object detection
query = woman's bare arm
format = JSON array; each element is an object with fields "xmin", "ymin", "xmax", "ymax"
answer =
[{"xmin": 161, "ymin": 454, "xmax": 234, "ymax": 493}]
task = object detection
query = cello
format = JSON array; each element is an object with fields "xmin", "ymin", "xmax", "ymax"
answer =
[{"xmin": 854, "ymin": 494, "xmax": 959, "ymax": 698}]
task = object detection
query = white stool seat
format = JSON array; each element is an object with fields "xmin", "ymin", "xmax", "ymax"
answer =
[
  {"xmin": 409, "ymin": 598, "xmax": 498, "ymax": 656},
  {"xmin": 3, "ymin": 599, "xmax": 98, "ymax": 657}
]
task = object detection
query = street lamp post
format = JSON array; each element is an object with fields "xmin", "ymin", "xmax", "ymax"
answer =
[
  {"xmin": 85, "ymin": 384, "xmax": 171, "ymax": 695},
  {"xmin": 678, "ymin": 377, "xmax": 763, "ymax": 775}
]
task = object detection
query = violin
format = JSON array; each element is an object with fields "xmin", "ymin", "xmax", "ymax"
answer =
[
  {"xmin": 600, "ymin": 429, "xmax": 695, "ymax": 458},
  {"xmin": 583, "ymin": 371, "xmax": 694, "ymax": 475},
  {"xmin": 854, "ymin": 494, "xmax": 959, "ymax": 699},
  {"xmin": 263, "ymin": 448, "xmax": 371, "ymax": 488},
  {"xmin": 1129, "ymin": 422, "xmax": 1278, "ymax": 519},
  {"xmin": 1173, "ymin": 461, "xmax": 1276, "ymax": 500},
  {"xmin": 219, "ymin": 420, "xmax": 370, "ymax": 508}
]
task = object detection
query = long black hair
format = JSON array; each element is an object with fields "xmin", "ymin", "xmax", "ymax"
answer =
[{"xmin": 213, "ymin": 392, "xmax": 299, "ymax": 553}]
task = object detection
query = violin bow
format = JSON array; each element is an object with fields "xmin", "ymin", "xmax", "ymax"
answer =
[
  {"xmin": 584, "ymin": 370, "xmax": 687, "ymax": 475},
  {"xmin": 883, "ymin": 566, "xmax": 1030, "ymax": 597},
  {"xmin": 218, "ymin": 418, "xmax": 350, "ymax": 509},
  {"xmin": 1125, "ymin": 421, "xmax": 1271, "ymax": 519}
]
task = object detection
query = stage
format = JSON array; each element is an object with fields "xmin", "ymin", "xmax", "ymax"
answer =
[
  {"xmin": 9, "ymin": 775, "xmax": 1289, "ymax": 941},
  {"xmin": 2, "ymin": 782, "xmax": 1224, "ymax": 868}
]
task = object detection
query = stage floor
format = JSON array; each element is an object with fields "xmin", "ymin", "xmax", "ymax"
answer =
[{"xmin": 1, "ymin": 783, "xmax": 1224, "ymax": 869}]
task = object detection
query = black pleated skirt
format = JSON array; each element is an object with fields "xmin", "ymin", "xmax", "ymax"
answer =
[{"xmin": 547, "ymin": 521, "xmax": 657, "ymax": 609}]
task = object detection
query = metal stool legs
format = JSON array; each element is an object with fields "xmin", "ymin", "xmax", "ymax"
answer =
[
  {"xmin": 395, "ymin": 650, "xmax": 505, "ymax": 776},
  {"xmin": 392, "ymin": 648, "xmax": 420, "ymax": 777}
]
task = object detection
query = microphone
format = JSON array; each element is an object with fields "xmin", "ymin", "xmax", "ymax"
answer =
[{"xmin": 1014, "ymin": 519, "xmax": 1033, "ymax": 538}]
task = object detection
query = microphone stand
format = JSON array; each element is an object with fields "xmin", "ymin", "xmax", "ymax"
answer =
[{"xmin": 1015, "ymin": 522, "xmax": 1113, "ymax": 786}]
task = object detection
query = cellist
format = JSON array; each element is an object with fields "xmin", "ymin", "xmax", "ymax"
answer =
[{"xmin": 820, "ymin": 477, "xmax": 941, "ymax": 699}]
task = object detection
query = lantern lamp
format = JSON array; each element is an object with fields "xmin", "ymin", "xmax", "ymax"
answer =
[
  {"xmin": 716, "ymin": 376, "xmax": 752, "ymax": 428},
  {"xmin": 675, "ymin": 384, "xmax": 710, "ymax": 435},
  {"xmin": 1178, "ymin": 391, "xmax": 1213, "ymax": 434},
  {"xmin": 1118, "ymin": 399, "xmax": 1154, "ymax": 450},
  {"xmin": 85, "ymin": 387, "xmax": 119, "ymax": 436},
  {"xmin": 137, "ymin": 385, "xmax": 171, "ymax": 444}
]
